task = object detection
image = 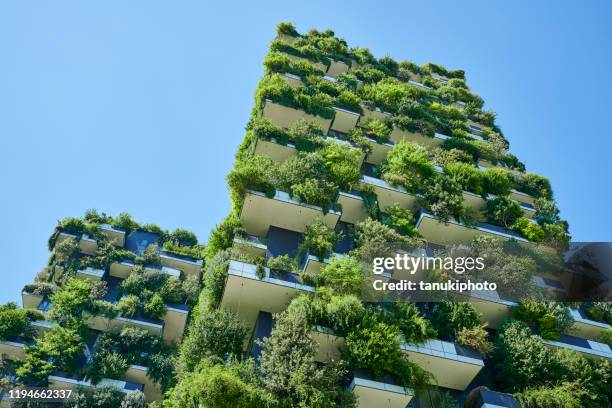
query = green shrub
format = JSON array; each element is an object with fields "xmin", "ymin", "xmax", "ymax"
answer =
[
  {"xmin": 144, "ymin": 294, "xmax": 167, "ymax": 318},
  {"xmin": 486, "ymin": 196, "xmax": 523, "ymax": 227},
  {"xmin": 363, "ymin": 118, "xmax": 391, "ymax": 143},
  {"xmin": 276, "ymin": 21, "xmax": 298, "ymax": 37},
  {"xmin": 383, "ymin": 203, "xmax": 418, "ymax": 236},
  {"xmin": 117, "ymin": 295, "xmax": 139, "ymax": 317},
  {"xmin": 291, "ymin": 178, "xmax": 338, "ymax": 212},
  {"xmin": 511, "ymin": 218, "xmax": 545, "ymax": 242},
  {"xmin": 288, "ymin": 119, "xmax": 325, "ymax": 151},
  {"xmin": 431, "ymin": 301, "xmax": 480, "ymax": 341},
  {"xmin": 227, "ymin": 155, "xmax": 277, "ymax": 210},
  {"xmin": 516, "ymin": 173, "xmax": 552, "ymax": 199},
  {"xmin": 423, "ymin": 174, "xmax": 464, "ymax": 223},
  {"xmin": 0, "ymin": 303, "xmax": 41, "ymax": 340},
  {"xmin": 166, "ymin": 358, "xmax": 280, "ymax": 408},
  {"xmin": 516, "ymin": 382, "xmax": 585, "ymax": 408},
  {"xmin": 374, "ymin": 303, "xmax": 436, "ymax": 344},
  {"xmin": 319, "ymin": 256, "xmax": 363, "ymax": 295},
  {"xmin": 514, "ymin": 301, "xmax": 574, "ymax": 340},
  {"xmin": 456, "ymin": 325, "xmax": 493, "ymax": 356},
  {"xmin": 302, "ymin": 219, "xmax": 340, "ymax": 260},
  {"xmin": 169, "ymin": 229, "xmax": 198, "ymax": 247},
  {"xmin": 598, "ymin": 328, "xmax": 612, "ymax": 346},
  {"xmin": 111, "ymin": 212, "xmax": 139, "ymax": 234},
  {"xmin": 481, "ymin": 168, "xmax": 512, "ymax": 195},
  {"xmin": 178, "ymin": 308, "xmax": 247, "ymax": 372},
  {"xmin": 321, "ymin": 142, "xmax": 362, "ymax": 190},
  {"xmin": 382, "ymin": 141, "xmax": 435, "ymax": 192},
  {"xmin": 444, "ymin": 162, "xmax": 483, "ymax": 195},
  {"xmin": 266, "ymin": 255, "xmax": 296, "ymax": 273},
  {"xmin": 205, "ymin": 215, "xmax": 242, "ymax": 261}
]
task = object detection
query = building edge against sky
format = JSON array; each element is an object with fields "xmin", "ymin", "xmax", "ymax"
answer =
[{"xmin": 1, "ymin": 22, "xmax": 611, "ymax": 408}]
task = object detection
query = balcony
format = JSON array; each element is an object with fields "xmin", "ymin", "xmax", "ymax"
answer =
[
  {"xmin": 0, "ymin": 339, "xmax": 27, "ymax": 360},
  {"xmin": 262, "ymin": 99, "xmax": 332, "ymax": 133},
  {"xmin": 125, "ymin": 364, "xmax": 163, "ymax": 402},
  {"xmin": 85, "ymin": 311, "xmax": 164, "ymax": 339},
  {"xmin": 358, "ymin": 104, "xmax": 391, "ymax": 126},
  {"xmin": 76, "ymin": 267, "xmax": 105, "ymax": 281},
  {"xmin": 462, "ymin": 190, "xmax": 487, "ymax": 211},
  {"xmin": 568, "ymin": 309, "xmax": 612, "ymax": 341},
  {"xmin": 159, "ymin": 251, "xmax": 203, "ymax": 278},
  {"xmin": 330, "ymin": 106, "xmax": 360, "ymax": 134},
  {"xmin": 233, "ymin": 232, "xmax": 268, "ymax": 258},
  {"xmin": 161, "ymin": 303, "xmax": 190, "ymax": 343},
  {"xmin": 430, "ymin": 73, "xmax": 449, "ymax": 83},
  {"xmin": 282, "ymin": 72, "xmax": 302, "ymax": 88},
  {"xmin": 109, "ymin": 259, "xmax": 136, "ymax": 279},
  {"xmin": 408, "ymin": 79, "xmax": 432, "ymax": 90},
  {"xmin": 312, "ymin": 326, "xmax": 345, "ymax": 363},
  {"xmin": 360, "ymin": 175, "xmax": 420, "ymax": 211},
  {"xmin": 221, "ymin": 260, "xmax": 314, "ymax": 329},
  {"xmin": 389, "ymin": 128, "xmax": 450, "ymax": 149},
  {"xmin": 472, "ymin": 389, "xmax": 521, "ymax": 408},
  {"xmin": 453, "ymin": 289, "xmax": 517, "ymax": 329},
  {"xmin": 509, "ymin": 189, "xmax": 536, "ymax": 207},
  {"xmin": 276, "ymin": 33, "xmax": 299, "ymax": 45},
  {"xmin": 363, "ymin": 137, "xmax": 394, "ymax": 165},
  {"xmin": 337, "ymin": 191, "xmax": 367, "ymax": 225},
  {"xmin": 326, "ymin": 59, "xmax": 350, "ymax": 77},
  {"xmin": 56, "ymin": 232, "xmax": 97, "ymax": 255},
  {"xmin": 99, "ymin": 224, "xmax": 126, "ymax": 247},
  {"xmin": 284, "ymin": 54, "xmax": 328, "ymax": 73},
  {"xmin": 348, "ymin": 370, "xmax": 413, "ymax": 408},
  {"xmin": 253, "ymin": 137, "xmax": 297, "ymax": 162},
  {"xmin": 543, "ymin": 334, "xmax": 612, "ymax": 360},
  {"xmin": 22, "ymin": 290, "xmax": 44, "ymax": 309},
  {"xmin": 240, "ymin": 190, "xmax": 341, "ymax": 236},
  {"xmin": 48, "ymin": 373, "xmax": 144, "ymax": 395},
  {"xmin": 466, "ymin": 121, "xmax": 484, "ymax": 135},
  {"xmin": 400, "ymin": 339, "xmax": 484, "ymax": 390},
  {"xmin": 416, "ymin": 210, "xmax": 528, "ymax": 246}
]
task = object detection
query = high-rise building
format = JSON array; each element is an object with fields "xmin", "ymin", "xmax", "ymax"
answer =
[{"xmin": 1, "ymin": 22, "xmax": 610, "ymax": 408}]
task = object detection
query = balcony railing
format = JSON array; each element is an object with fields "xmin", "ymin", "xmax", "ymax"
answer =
[
  {"xmin": 400, "ymin": 338, "xmax": 484, "ymax": 390},
  {"xmin": 543, "ymin": 334, "xmax": 612, "ymax": 360},
  {"xmin": 240, "ymin": 189, "xmax": 341, "ymax": 236},
  {"xmin": 348, "ymin": 369, "xmax": 414, "ymax": 408},
  {"xmin": 416, "ymin": 210, "xmax": 528, "ymax": 246}
]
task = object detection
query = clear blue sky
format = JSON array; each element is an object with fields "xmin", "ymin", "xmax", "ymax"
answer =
[{"xmin": 1, "ymin": 1, "xmax": 611, "ymax": 304}]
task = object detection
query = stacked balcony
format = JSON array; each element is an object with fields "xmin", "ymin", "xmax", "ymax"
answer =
[
  {"xmin": 400, "ymin": 339, "xmax": 484, "ymax": 390},
  {"xmin": 348, "ymin": 370, "xmax": 414, "ymax": 408},
  {"xmin": 543, "ymin": 334, "xmax": 612, "ymax": 360}
]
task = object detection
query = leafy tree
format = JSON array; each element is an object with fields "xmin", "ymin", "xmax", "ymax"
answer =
[
  {"xmin": 205, "ymin": 215, "xmax": 242, "ymax": 260},
  {"xmin": 321, "ymin": 142, "xmax": 362, "ymax": 191},
  {"xmin": 302, "ymin": 218, "xmax": 340, "ymax": 260},
  {"xmin": 382, "ymin": 141, "xmax": 435, "ymax": 192},
  {"xmin": 481, "ymin": 168, "xmax": 512, "ymax": 195},
  {"xmin": 144, "ymin": 294, "xmax": 167, "ymax": 318},
  {"xmin": 430, "ymin": 301, "xmax": 480, "ymax": 341},
  {"xmin": 374, "ymin": 303, "xmax": 436, "ymax": 344},
  {"xmin": 423, "ymin": 174, "xmax": 464, "ymax": 223},
  {"xmin": 116, "ymin": 295, "xmax": 139, "ymax": 317},
  {"xmin": 119, "ymin": 391, "xmax": 146, "ymax": 408},
  {"xmin": 50, "ymin": 278, "xmax": 97, "ymax": 321},
  {"xmin": 142, "ymin": 244, "xmax": 161, "ymax": 265},
  {"xmin": 514, "ymin": 301, "xmax": 574, "ymax": 341},
  {"xmin": 227, "ymin": 155, "xmax": 277, "ymax": 210},
  {"xmin": 383, "ymin": 203, "xmax": 418, "ymax": 236},
  {"xmin": 258, "ymin": 307, "xmax": 352, "ymax": 407},
  {"xmin": 177, "ymin": 308, "xmax": 247, "ymax": 372},
  {"xmin": 486, "ymin": 196, "xmax": 523, "ymax": 227},
  {"xmin": 516, "ymin": 382, "xmax": 585, "ymax": 408},
  {"xmin": 511, "ymin": 218, "xmax": 545, "ymax": 242},
  {"xmin": 444, "ymin": 161, "xmax": 483, "ymax": 195},
  {"xmin": 0, "ymin": 303, "xmax": 41, "ymax": 340},
  {"xmin": 456, "ymin": 325, "xmax": 493, "ymax": 356},
  {"xmin": 319, "ymin": 256, "xmax": 363, "ymax": 295},
  {"xmin": 165, "ymin": 358, "xmax": 280, "ymax": 408}
]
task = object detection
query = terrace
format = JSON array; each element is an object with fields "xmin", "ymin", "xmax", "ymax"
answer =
[
  {"xmin": 359, "ymin": 174, "xmax": 420, "ymax": 212},
  {"xmin": 48, "ymin": 373, "xmax": 144, "ymax": 395},
  {"xmin": 543, "ymin": 334, "xmax": 612, "ymax": 360},
  {"xmin": 389, "ymin": 128, "xmax": 450, "ymax": 149},
  {"xmin": 453, "ymin": 289, "xmax": 518, "ymax": 329},
  {"xmin": 326, "ymin": 59, "xmax": 350, "ymax": 77},
  {"xmin": 220, "ymin": 260, "xmax": 315, "ymax": 329},
  {"xmin": 400, "ymin": 339, "xmax": 484, "ymax": 390},
  {"xmin": 75, "ymin": 267, "xmax": 105, "ymax": 281},
  {"xmin": 99, "ymin": 224, "xmax": 126, "ymax": 247},
  {"xmin": 253, "ymin": 136, "xmax": 297, "ymax": 162},
  {"xmin": 56, "ymin": 232, "xmax": 98, "ymax": 255},
  {"xmin": 363, "ymin": 136, "xmax": 394, "ymax": 165},
  {"xmin": 416, "ymin": 210, "xmax": 528, "ymax": 246},
  {"xmin": 0, "ymin": 338, "xmax": 27, "ymax": 360},
  {"xmin": 568, "ymin": 308, "xmax": 612, "ymax": 341},
  {"xmin": 262, "ymin": 99, "xmax": 332, "ymax": 133},
  {"xmin": 240, "ymin": 190, "xmax": 341, "ymax": 236},
  {"xmin": 337, "ymin": 190, "xmax": 367, "ymax": 225},
  {"xmin": 330, "ymin": 106, "xmax": 360, "ymax": 134},
  {"xmin": 348, "ymin": 369, "xmax": 413, "ymax": 408},
  {"xmin": 358, "ymin": 104, "xmax": 391, "ymax": 125}
]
